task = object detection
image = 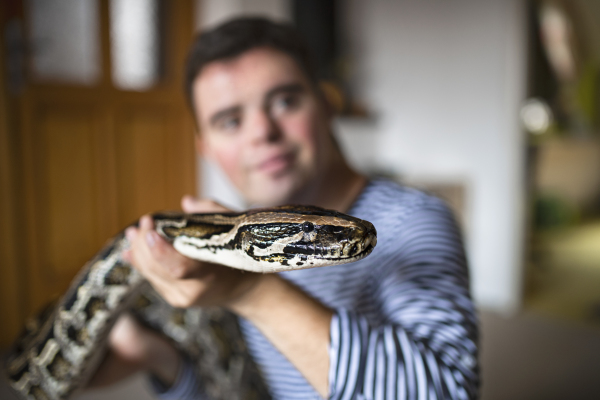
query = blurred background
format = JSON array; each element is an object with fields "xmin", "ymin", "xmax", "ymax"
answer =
[{"xmin": 1, "ymin": 0, "xmax": 599, "ymax": 399}]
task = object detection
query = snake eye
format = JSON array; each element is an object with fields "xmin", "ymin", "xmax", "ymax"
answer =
[{"xmin": 302, "ymin": 222, "xmax": 314, "ymax": 232}]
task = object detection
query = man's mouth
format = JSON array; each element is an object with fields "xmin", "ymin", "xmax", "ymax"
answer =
[{"xmin": 256, "ymin": 152, "xmax": 295, "ymax": 175}]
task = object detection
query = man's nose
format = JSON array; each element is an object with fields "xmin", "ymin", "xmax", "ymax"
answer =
[{"xmin": 248, "ymin": 109, "xmax": 282, "ymax": 144}]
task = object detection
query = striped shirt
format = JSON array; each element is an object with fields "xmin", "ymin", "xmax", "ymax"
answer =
[{"xmin": 155, "ymin": 179, "xmax": 479, "ymax": 399}]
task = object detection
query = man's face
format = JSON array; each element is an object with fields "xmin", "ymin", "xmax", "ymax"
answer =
[{"xmin": 192, "ymin": 47, "xmax": 334, "ymax": 206}]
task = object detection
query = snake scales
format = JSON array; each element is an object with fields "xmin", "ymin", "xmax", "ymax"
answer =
[{"xmin": 3, "ymin": 205, "xmax": 377, "ymax": 400}]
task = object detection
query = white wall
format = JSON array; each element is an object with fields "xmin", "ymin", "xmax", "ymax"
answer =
[
  {"xmin": 195, "ymin": 0, "xmax": 529, "ymax": 313},
  {"xmin": 196, "ymin": 0, "xmax": 291, "ymax": 30},
  {"xmin": 339, "ymin": 1, "xmax": 529, "ymax": 313}
]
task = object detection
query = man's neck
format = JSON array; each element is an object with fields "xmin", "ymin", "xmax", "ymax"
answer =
[{"xmin": 292, "ymin": 151, "xmax": 367, "ymax": 213}]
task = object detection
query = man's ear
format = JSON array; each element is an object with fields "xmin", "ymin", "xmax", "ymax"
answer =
[{"xmin": 318, "ymin": 81, "xmax": 343, "ymax": 117}]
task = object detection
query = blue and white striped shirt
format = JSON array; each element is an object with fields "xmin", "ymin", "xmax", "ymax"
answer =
[{"xmin": 156, "ymin": 179, "xmax": 479, "ymax": 399}]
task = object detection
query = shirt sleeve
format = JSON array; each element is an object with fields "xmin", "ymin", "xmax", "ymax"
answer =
[
  {"xmin": 149, "ymin": 357, "xmax": 207, "ymax": 400},
  {"xmin": 327, "ymin": 199, "xmax": 479, "ymax": 400}
]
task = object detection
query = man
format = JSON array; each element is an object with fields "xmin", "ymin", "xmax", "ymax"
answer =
[{"xmin": 90, "ymin": 18, "xmax": 479, "ymax": 399}]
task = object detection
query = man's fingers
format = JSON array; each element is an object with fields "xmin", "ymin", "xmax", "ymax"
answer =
[
  {"xmin": 123, "ymin": 212, "xmax": 232, "ymax": 308},
  {"xmin": 181, "ymin": 195, "xmax": 196, "ymax": 211},
  {"xmin": 143, "ymin": 230, "xmax": 196, "ymax": 278},
  {"xmin": 127, "ymin": 216, "xmax": 199, "ymax": 280},
  {"xmin": 181, "ymin": 196, "xmax": 230, "ymax": 214},
  {"xmin": 125, "ymin": 217, "xmax": 168, "ymax": 276},
  {"xmin": 139, "ymin": 214, "xmax": 154, "ymax": 231},
  {"xmin": 125, "ymin": 226, "xmax": 137, "ymax": 241}
]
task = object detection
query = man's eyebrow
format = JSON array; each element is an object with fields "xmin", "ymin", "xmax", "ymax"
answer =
[
  {"xmin": 209, "ymin": 106, "xmax": 241, "ymax": 126},
  {"xmin": 265, "ymin": 83, "xmax": 305, "ymax": 102}
]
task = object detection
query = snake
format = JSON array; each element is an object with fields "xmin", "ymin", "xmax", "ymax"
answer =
[{"xmin": 3, "ymin": 205, "xmax": 377, "ymax": 400}]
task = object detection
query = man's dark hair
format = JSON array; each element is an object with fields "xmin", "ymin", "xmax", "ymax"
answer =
[{"xmin": 184, "ymin": 17, "xmax": 317, "ymax": 110}]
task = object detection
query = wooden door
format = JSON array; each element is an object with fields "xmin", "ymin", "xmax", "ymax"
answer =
[{"xmin": 0, "ymin": 0, "xmax": 196, "ymax": 348}]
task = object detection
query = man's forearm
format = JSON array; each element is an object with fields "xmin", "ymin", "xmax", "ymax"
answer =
[{"xmin": 229, "ymin": 274, "xmax": 333, "ymax": 398}]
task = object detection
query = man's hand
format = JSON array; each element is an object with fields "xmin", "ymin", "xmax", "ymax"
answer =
[
  {"xmin": 122, "ymin": 197, "xmax": 263, "ymax": 309},
  {"xmin": 86, "ymin": 313, "xmax": 181, "ymax": 388}
]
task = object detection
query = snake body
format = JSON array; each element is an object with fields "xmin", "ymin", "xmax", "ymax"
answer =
[{"xmin": 3, "ymin": 205, "xmax": 376, "ymax": 400}]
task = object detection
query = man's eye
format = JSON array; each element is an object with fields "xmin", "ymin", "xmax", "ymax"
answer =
[
  {"xmin": 272, "ymin": 94, "xmax": 300, "ymax": 113},
  {"xmin": 218, "ymin": 116, "xmax": 241, "ymax": 131}
]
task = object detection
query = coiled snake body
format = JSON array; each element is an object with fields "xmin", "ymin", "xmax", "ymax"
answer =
[{"xmin": 3, "ymin": 205, "xmax": 376, "ymax": 400}]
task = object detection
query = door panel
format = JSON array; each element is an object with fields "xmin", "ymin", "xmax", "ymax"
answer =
[
  {"xmin": 0, "ymin": 0, "xmax": 196, "ymax": 346},
  {"xmin": 25, "ymin": 103, "xmax": 106, "ymax": 311},
  {"xmin": 36, "ymin": 105, "xmax": 101, "ymax": 277},
  {"xmin": 115, "ymin": 106, "xmax": 172, "ymax": 224},
  {"xmin": 113, "ymin": 103, "xmax": 195, "ymax": 228}
]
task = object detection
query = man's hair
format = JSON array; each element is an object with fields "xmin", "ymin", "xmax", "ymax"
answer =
[{"xmin": 184, "ymin": 17, "xmax": 318, "ymax": 110}]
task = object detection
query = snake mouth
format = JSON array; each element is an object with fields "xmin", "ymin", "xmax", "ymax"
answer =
[
  {"xmin": 353, "ymin": 233, "xmax": 377, "ymax": 260},
  {"xmin": 336, "ymin": 231, "xmax": 376, "ymax": 262}
]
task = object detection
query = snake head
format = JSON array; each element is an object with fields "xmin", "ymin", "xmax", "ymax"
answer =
[
  {"xmin": 239, "ymin": 205, "xmax": 377, "ymax": 269},
  {"xmin": 151, "ymin": 206, "xmax": 377, "ymax": 272}
]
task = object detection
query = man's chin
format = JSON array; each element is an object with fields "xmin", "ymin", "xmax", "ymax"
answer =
[{"xmin": 246, "ymin": 176, "xmax": 303, "ymax": 207}]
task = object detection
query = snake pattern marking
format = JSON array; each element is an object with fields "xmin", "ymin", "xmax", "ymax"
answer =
[{"xmin": 3, "ymin": 205, "xmax": 377, "ymax": 400}]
